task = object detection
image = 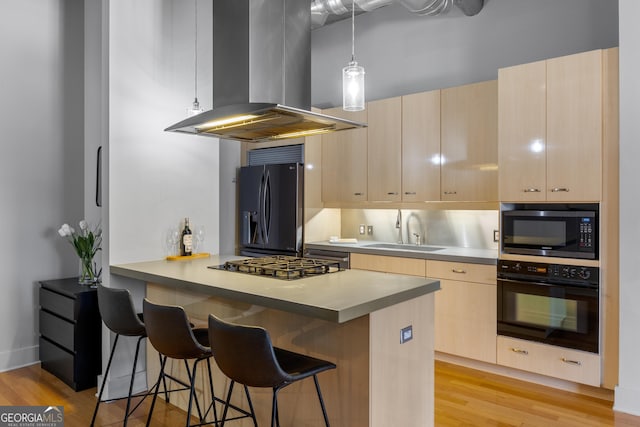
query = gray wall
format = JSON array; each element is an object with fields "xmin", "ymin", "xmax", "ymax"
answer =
[
  {"xmin": 311, "ymin": 0, "xmax": 619, "ymax": 108},
  {"xmin": 0, "ymin": 0, "xmax": 84, "ymax": 371}
]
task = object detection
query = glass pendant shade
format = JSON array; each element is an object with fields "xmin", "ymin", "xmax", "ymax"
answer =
[
  {"xmin": 343, "ymin": 61, "xmax": 365, "ymax": 111},
  {"xmin": 187, "ymin": 98, "xmax": 204, "ymax": 116}
]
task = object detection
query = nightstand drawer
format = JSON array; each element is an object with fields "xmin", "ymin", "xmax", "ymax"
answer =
[
  {"xmin": 39, "ymin": 337, "xmax": 75, "ymax": 389},
  {"xmin": 40, "ymin": 310, "xmax": 74, "ymax": 352},
  {"xmin": 40, "ymin": 287, "xmax": 75, "ymax": 320}
]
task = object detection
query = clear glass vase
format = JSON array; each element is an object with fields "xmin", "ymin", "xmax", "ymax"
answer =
[{"xmin": 79, "ymin": 257, "xmax": 98, "ymax": 285}]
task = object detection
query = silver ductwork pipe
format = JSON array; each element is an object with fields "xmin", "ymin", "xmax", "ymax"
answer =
[{"xmin": 311, "ymin": 0, "xmax": 483, "ymax": 28}]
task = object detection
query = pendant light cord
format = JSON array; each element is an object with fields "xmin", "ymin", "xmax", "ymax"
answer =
[
  {"xmin": 194, "ymin": 0, "xmax": 198, "ymax": 101},
  {"xmin": 351, "ymin": 0, "xmax": 355, "ymax": 62}
]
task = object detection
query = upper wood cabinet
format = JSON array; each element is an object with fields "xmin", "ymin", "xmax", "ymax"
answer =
[
  {"xmin": 499, "ymin": 49, "xmax": 611, "ymax": 202},
  {"xmin": 321, "ymin": 107, "xmax": 368, "ymax": 203},
  {"xmin": 367, "ymin": 97, "xmax": 402, "ymax": 202},
  {"xmin": 402, "ymin": 90, "xmax": 441, "ymax": 201},
  {"xmin": 441, "ymin": 80, "xmax": 498, "ymax": 201}
]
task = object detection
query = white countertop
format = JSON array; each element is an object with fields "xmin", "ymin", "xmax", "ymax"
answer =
[
  {"xmin": 111, "ymin": 255, "xmax": 440, "ymax": 323},
  {"xmin": 305, "ymin": 240, "xmax": 498, "ymax": 265}
]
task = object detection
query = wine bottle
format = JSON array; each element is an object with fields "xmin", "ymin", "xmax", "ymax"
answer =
[{"xmin": 180, "ymin": 217, "xmax": 193, "ymax": 256}]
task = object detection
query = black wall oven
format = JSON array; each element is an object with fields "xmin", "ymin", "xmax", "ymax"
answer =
[
  {"xmin": 501, "ymin": 203, "xmax": 598, "ymax": 260},
  {"xmin": 497, "ymin": 260, "xmax": 599, "ymax": 353}
]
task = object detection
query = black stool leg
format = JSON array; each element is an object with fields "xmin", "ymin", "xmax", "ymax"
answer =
[
  {"xmin": 313, "ymin": 375, "xmax": 331, "ymax": 427},
  {"xmin": 122, "ymin": 336, "xmax": 144, "ymax": 426},
  {"xmin": 271, "ymin": 387, "xmax": 282, "ymax": 427},
  {"xmin": 185, "ymin": 359, "xmax": 203, "ymax": 427},
  {"xmin": 146, "ymin": 356, "xmax": 167, "ymax": 427},
  {"xmin": 204, "ymin": 358, "xmax": 219, "ymax": 425},
  {"xmin": 91, "ymin": 333, "xmax": 120, "ymax": 427},
  {"xmin": 160, "ymin": 353, "xmax": 170, "ymax": 403},
  {"xmin": 220, "ymin": 380, "xmax": 235, "ymax": 426},
  {"xmin": 243, "ymin": 385, "xmax": 258, "ymax": 427}
]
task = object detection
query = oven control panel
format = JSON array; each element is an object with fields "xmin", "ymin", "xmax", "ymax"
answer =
[{"xmin": 498, "ymin": 260, "xmax": 599, "ymax": 287}]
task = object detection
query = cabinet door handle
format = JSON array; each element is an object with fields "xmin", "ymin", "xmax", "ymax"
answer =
[
  {"xmin": 387, "ymin": 192, "xmax": 399, "ymax": 195},
  {"xmin": 550, "ymin": 187, "xmax": 570, "ymax": 193},
  {"xmin": 510, "ymin": 347, "xmax": 529, "ymax": 355},
  {"xmin": 561, "ymin": 357, "xmax": 582, "ymax": 366},
  {"xmin": 96, "ymin": 146, "xmax": 102, "ymax": 207},
  {"xmin": 451, "ymin": 268, "xmax": 467, "ymax": 274},
  {"xmin": 523, "ymin": 188, "xmax": 541, "ymax": 193},
  {"xmin": 443, "ymin": 191, "xmax": 457, "ymax": 195},
  {"xmin": 354, "ymin": 192, "xmax": 364, "ymax": 196},
  {"xmin": 404, "ymin": 191, "xmax": 416, "ymax": 195}
]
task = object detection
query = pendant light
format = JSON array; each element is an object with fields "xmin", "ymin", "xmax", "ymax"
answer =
[
  {"xmin": 187, "ymin": 0, "xmax": 204, "ymax": 117},
  {"xmin": 342, "ymin": 0, "xmax": 365, "ymax": 111}
]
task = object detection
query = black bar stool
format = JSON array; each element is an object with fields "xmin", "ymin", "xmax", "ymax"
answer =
[
  {"xmin": 143, "ymin": 299, "xmax": 219, "ymax": 427},
  {"xmin": 208, "ymin": 314, "xmax": 336, "ymax": 427},
  {"xmin": 91, "ymin": 284, "xmax": 189, "ymax": 426}
]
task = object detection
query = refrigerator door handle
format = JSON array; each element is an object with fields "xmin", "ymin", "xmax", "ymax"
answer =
[{"xmin": 262, "ymin": 171, "xmax": 271, "ymax": 244}]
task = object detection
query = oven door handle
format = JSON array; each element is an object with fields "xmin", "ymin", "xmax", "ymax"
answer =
[{"xmin": 498, "ymin": 277, "xmax": 551, "ymax": 287}]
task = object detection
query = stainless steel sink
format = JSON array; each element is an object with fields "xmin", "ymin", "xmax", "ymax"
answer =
[{"xmin": 365, "ymin": 243, "xmax": 444, "ymax": 252}]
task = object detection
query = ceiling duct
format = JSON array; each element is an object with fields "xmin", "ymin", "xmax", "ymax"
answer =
[{"xmin": 311, "ymin": 0, "xmax": 483, "ymax": 28}]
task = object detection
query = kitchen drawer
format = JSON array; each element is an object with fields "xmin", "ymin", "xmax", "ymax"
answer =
[
  {"xmin": 39, "ymin": 287, "xmax": 76, "ymax": 320},
  {"xmin": 40, "ymin": 310, "xmax": 74, "ymax": 352},
  {"xmin": 39, "ymin": 337, "xmax": 75, "ymax": 389},
  {"xmin": 351, "ymin": 253, "xmax": 426, "ymax": 276},
  {"xmin": 426, "ymin": 260, "xmax": 496, "ymax": 285},
  {"xmin": 497, "ymin": 335, "xmax": 600, "ymax": 386}
]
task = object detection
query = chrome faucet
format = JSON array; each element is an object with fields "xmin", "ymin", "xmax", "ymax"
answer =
[
  {"xmin": 395, "ymin": 209, "xmax": 403, "ymax": 244},
  {"xmin": 413, "ymin": 233, "xmax": 421, "ymax": 246}
]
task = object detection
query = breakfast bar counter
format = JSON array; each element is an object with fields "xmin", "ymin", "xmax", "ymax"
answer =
[{"xmin": 111, "ymin": 256, "xmax": 440, "ymax": 427}]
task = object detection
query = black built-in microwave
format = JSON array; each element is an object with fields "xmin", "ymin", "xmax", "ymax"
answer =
[{"xmin": 501, "ymin": 204, "xmax": 598, "ymax": 260}]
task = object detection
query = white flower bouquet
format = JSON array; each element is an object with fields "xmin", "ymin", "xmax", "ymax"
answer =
[{"xmin": 58, "ymin": 220, "xmax": 102, "ymax": 284}]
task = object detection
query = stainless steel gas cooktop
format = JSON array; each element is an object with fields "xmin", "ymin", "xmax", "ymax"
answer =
[{"xmin": 209, "ymin": 255, "xmax": 342, "ymax": 280}]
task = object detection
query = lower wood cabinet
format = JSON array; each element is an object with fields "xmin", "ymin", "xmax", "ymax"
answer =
[
  {"xmin": 351, "ymin": 253, "xmax": 601, "ymax": 386},
  {"xmin": 350, "ymin": 253, "xmax": 426, "ymax": 276},
  {"xmin": 497, "ymin": 335, "xmax": 600, "ymax": 387},
  {"xmin": 39, "ymin": 278, "xmax": 102, "ymax": 391},
  {"xmin": 427, "ymin": 260, "xmax": 497, "ymax": 364}
]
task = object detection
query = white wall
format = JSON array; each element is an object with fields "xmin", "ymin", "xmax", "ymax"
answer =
[
  {"xmin": 311, "ymin": 0, "xmax": 619, "ymax": 107},
  {"xmin": 614, "ymin": 0, "xmax": 640, "ymax": 415},
  {"xmin": 0, "ymin": 0, "xmax": 84, "ymax": 371},
  {"xmin": 107, "ymin": 0, "xmax": 218, "ymax": 265},
  {"xmin": 100, "ymin": 0, "xmax": 219, "ymax": 397}
]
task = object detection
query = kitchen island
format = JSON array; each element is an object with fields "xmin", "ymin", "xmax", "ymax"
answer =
[{"xmin": 111, "ymin": 256, "xmax": 440, "ymax": 427}]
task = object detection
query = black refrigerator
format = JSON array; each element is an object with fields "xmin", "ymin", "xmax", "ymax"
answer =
[{"xmin": 238, "ymin": 163, "xmax": 304, "ymax": 257}]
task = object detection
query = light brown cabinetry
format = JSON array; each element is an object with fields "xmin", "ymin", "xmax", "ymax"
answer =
[
  {"xmin": 351, "ymin": 253, "xmax": 497, "ymax": 364},
  {"xmin": 350, "ymin": 253, "xmax": 426, "ymax": 277},
  {"xmin": 367, "ymin": 97, "xmax": 402, "ymax": 201},
  {"xmin": 441, "ymin": 80, "xmax": 498, "ymax": 201},
  {"xmin": 499, "ymin": 49, "xmax": 608, "ymax": 202},
  {"xmin": 427, "ymin": 260, "xmax": 497, "ymax": 363},
  {"xmin": 497, "ymin": 335, "xmax": 600, "ymax": 386},
  {"xmin": 402, "ymin": 90, "xmax": 441, "ymax": 201},
  {"xmin": 321, "ymin": 107, "xmax": 368, "ymax": 203}
]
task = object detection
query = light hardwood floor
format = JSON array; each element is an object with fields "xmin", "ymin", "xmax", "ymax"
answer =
[{"xmin": 1, "ymin": 361, "xmax": 639, "ymax": 426}]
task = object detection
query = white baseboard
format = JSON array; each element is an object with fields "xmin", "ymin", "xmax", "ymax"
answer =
[{"xmin": 0, "ymin": 345, "xmax": 39, "ymax": 373}]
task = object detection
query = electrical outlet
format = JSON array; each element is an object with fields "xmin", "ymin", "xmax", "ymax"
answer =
[
  {"xmin": 494, "ymin": 230, "xmax": 500, "ymax": 242},
  {"xmin": 400, "ymin": 325, "xmax": 413, "ymax": 344},
  {"xmin": 359, "ymin": 224, "xmax": 366, "ymax": 235},
  {"xmin": 367, "ymin": 225, "xmax": 373, "ymax": 235}
]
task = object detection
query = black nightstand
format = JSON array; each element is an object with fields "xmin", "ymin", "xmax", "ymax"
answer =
[{"xmin": 39, "ymin": 278, "xmax": 102, "ymax": 391}]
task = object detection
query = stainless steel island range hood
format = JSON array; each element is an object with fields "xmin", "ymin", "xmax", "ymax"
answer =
[{"xmin": 165, "ymin": 0, "xmax": 366, "ymax": 143}]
